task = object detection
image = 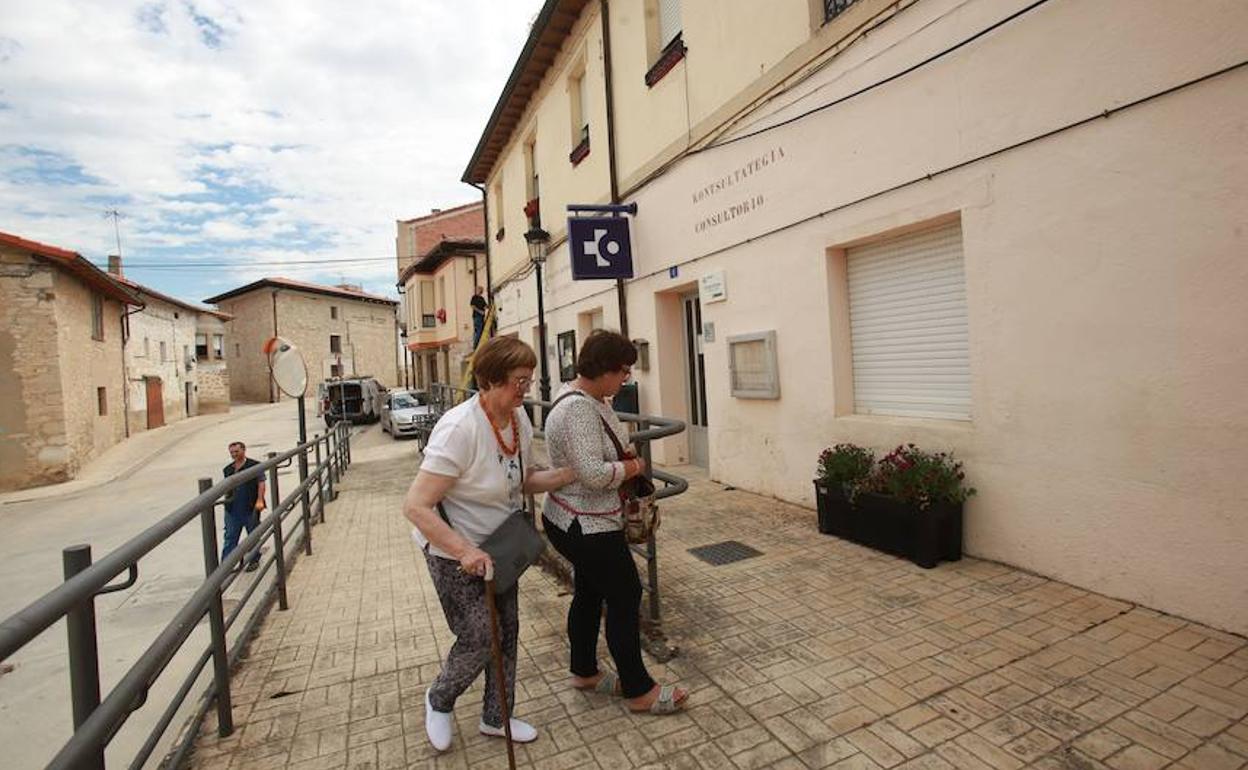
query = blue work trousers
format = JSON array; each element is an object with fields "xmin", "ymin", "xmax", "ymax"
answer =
[{"xmin": 222, "ymin": 509, "xmax": 261, "ymax": 567}]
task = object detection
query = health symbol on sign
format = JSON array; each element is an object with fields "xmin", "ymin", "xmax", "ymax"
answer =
[{"xmin": 584, "ymin": 228, "xmax": 621, "ymax": 267}]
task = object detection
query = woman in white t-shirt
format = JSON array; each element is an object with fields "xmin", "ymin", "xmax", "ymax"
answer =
[{"xmin": 402, "ymin": 337, "xmax": 575, "ymax": 752}]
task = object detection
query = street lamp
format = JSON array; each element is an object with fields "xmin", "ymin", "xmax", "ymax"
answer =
[{"xmin": 524, "ymin": 225, "xmax": 552, "ymax": 402}]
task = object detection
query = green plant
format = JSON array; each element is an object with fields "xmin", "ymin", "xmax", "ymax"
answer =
[
  {"xmin": 816, "ymin": 443, "xmax": 875, "ymax": 499},
  {"xmin": 872, "ymin": 444, "xmax": 976, "ymax": 510}
]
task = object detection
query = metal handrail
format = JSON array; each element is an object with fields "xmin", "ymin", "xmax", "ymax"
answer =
[{"xmin": 0, "ymin": 420, "xmax": 354, "ymax": 770}]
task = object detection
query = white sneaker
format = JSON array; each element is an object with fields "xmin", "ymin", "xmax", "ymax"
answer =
[
  {"xmin": 425, "ymin": 688, "xmax": 453, "ymax": 751},
  {"xmin": 479, "ymin": 718, "xmax": 538, "ymax": 743}
]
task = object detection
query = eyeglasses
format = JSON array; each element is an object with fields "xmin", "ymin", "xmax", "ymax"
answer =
[
  {"xmin": 618, "ymin": 366, "xmax": 632, "ymax": 380},
  {"xmin": 510, "ymin": 375, "xmax": 533, "ymax": 390}
]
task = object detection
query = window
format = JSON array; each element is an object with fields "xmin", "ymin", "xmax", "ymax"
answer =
[
  {"xmin": 330, "ymin": 334, "xmax": 342, "ymax": 354},
  {"xmin": 824, "ymin": 0, "xmax": 859, "ymax": 23},
  {"xmin": 97, "ymin": 387, "xmax": 107, "ymax": 416},
  {"xmin": 212, "ymin": 334, "xmax": 224, "ymax": 359},
  {"xmin": 196, "ymin": 333, "xmax": 209, "ymax": 360},
  {"xmin": 437, "ymin": 277, "xmax": 446, "ymax": 323},
  {"xmin": 330, "ymin": 363, "xmax": 342, "ymax": 378},
  {"xmin": 658, "ymin": 0, "xmax": 681, "ymax": 49},
  {"xmin": 330, "ymin": 305, "xmax": 338, "ymax": 320},
  {"xmin": 524, "ymin": 138, "xmax": 540, "ymax": 226},
  {"xmin": 159, "ymin": 341, "xmax": 167, "ymax": 361},
  {"xmin": 569, "ymin": 63, "xmax": 591, "ymax": 164},
  {"xmin": 91, "ymin": 294, "xmax": 104, "ymax": 340},
  {"xmin": 845, "ymin": 220, "xmax": 970, "ymax": 420},
  {"xmin": 645, "ymin": 0, "xmax": 686, "ymax": 87},
  {"xmin": 235, "ymin": 343, "xmax": 240, "ymax": 357},
  {"xmin": 492, "ymin": 179, "xmax": 505, "ymax": 241},
  {"xmin": 144, "ymin": 337, "xmax": 150, "ymax": 358},
  {"xmin": 420, "ymin": 281, "xmax": 436, "ymax": 328},
  {"xmin": 728, "ymin": 331, "xmax": 780, "ymax": 399}
]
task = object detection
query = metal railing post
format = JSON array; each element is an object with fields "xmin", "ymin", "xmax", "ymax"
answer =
[
  {"xmin": 313, "ymin": 433, "xmax": 326, "ymax": 522},
  {"xmin": 639, "ymin": 420, "xmax": 660, "ymax": 623},
  {"xmin": 196, "ymin": 478, "xmax": 234, "ymax": 737},
  {"xmin": 267, "ymin": 452, "xmax": 289, "ymax": 611},
  {"xmin": 325, "ymin": 433, "xmax": 337, "ymax": 501},
  {"xmin": 342, "ymin": 420, "xmax": 352, "ymax": 466},
  {"xmin": 297, "ymin": 445, "xmax": 312, "ymax": 556},
  {"xmin": 62, "ymin": 545, "xmax": 105, "ymax": 770}
]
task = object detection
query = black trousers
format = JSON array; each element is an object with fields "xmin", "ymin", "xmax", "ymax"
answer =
[{"xmin": 542, "ymin": 517, "xmax": 656, "ymax": 699}]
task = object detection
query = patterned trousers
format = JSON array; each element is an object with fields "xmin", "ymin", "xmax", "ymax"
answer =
[{"xmin": 424, "ymin": 552, "xmax": 519, "ymax": 728}]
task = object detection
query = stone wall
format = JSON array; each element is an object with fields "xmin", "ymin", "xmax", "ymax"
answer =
[
  {"xmin": 54, "ymin": 270, "xmax": 127, "ymax": 479},
  {"xmin": 217, "ymin": 291, "xmax": 276, "ymax": 403},
  {"xmin": 125, "ymin": 295, "xmax": 200, "ymax": 431},
  {"xmin": 197, "ymin": 364, "xmax": 230, "ymax": 414},
  {"xmin": 276, "ymin": 291, "xmax": 398, "ymax": 395},
  {"xmin": 0, "ymin": 248, "xmax": 67, "ymax": 490}
]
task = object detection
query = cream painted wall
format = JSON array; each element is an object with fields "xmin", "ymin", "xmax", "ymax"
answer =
[
  {"xmin": 487, "ymin": 4, "xmax": 614, "ymax": 287},
  {"xmin": 487, "ymin": 0, "xmax": 1248, "ymax": 633}
]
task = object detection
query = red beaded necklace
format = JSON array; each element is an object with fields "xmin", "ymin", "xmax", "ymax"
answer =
[{"xmin": 479, "ymin": 399, "xmax": 519, "ymax": 456}]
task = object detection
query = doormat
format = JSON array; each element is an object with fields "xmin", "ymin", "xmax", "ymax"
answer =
[{"xmin": 688, "ymin": 540, "xmax": 762, "ymax": 566}]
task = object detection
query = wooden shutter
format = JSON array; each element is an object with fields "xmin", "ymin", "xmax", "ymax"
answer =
[{"xmin": 847, "ymin": 221, "xmax": 971, "ymax": 420}]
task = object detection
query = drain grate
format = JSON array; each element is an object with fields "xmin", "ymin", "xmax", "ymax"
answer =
[{"xmin": 688, "ymin": 540, "xmax": 763, "ymax": 566}]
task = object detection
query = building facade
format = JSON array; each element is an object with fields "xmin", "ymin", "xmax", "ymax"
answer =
[
  {"xmin": 0, "ymin": 232, "xmax": 139, "ymax": 490},
  {"xmin": 107, "ymin": 257, "xmax": 232, "ymax": 431},
  {"xmin": 204, "ymin": 278, "xmax": 399, "ymax": 402},
  {"xmin": 396, "ymin": 203, "xmax": 488, "ymax": 391},
  {"xmin": 464, "ymin": 0, "xmax": 1248, "ymax": 633}
]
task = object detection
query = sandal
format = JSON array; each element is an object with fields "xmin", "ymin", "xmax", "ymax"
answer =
[
  {"xmin": 628, "ymin": 684, "xmax": 687, "ymax": 715},
  {"xmin": 572, "ymin": 671, "xmax": 621, "ymax": 695}
]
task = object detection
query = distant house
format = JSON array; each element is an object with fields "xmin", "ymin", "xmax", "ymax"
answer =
[
  {"xmin": 395, "ymin": 203, "xmax": 487, "ymax": 389},
  {"xmin": 106, "ymin": 256, "xmax": 232, "ymax": 431},
  {"xmin": 0, "ymin": 231, "xmax": 140, "ymax": 491},
  {"xmin": 204, "ymin": 277, "xmax": 399, "ymax": 402}
]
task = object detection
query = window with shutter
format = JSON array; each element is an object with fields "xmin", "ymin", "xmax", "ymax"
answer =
[
  {"xmin": 847, "ymin": 221, "xmax": 971, "ymax": 420},
  {"xmin": 659, "ymin": 0, "xmax": 681, "ymax": 48}
]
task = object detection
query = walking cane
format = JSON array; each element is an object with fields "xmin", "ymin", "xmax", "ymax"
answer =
[{"xmin": 484, "ymin": 562, "xmax": 517, "ymax": 770}]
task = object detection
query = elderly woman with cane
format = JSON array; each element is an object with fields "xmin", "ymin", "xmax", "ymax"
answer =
[
  {"xmin": 403, "ymin": 336, "xmax": 575, "ymax": 752},
  {"xmin": 542, "ymin": 330, "xmax": 688, "ymax": 715}
]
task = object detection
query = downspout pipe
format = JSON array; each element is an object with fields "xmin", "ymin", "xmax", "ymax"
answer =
[
  {"xmin": 468, "ymin": 181, "xmax": 494, "ymax": 306},
  {"xmin": 600, "ymin": 0, "xmax": 629, "ymax": 338},
  {"xmin": 270, "ymin": 290, "xmax": 278, "ymax": 403}
]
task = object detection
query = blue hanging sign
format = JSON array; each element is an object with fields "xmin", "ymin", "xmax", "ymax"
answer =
[{"xmin": 568, "ymin": 216, "xmax": 634, "ymax": 280}]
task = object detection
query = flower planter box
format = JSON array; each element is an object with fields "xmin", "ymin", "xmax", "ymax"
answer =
[
  {"xmin": 813, "ymin": 481, "xmax": 853, "ymax": 537},
  {"xmin": 813, "ymin": 483, "xmax": 962, "ymax": 569}
]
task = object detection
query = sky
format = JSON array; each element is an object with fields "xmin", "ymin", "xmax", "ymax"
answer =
[{"xmin": 0, "ymin": 0, "xmax": 544, "ymax": 303}]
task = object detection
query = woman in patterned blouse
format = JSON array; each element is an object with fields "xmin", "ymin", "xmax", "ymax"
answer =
[{"xmin": 542, "ymin": 330, "xmax": 688, "ymax": 715}]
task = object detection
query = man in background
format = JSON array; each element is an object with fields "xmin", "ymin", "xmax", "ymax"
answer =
[
  {"xmin": 222, "ymin": 441, "xmax": 266, "ymax": 571},
  {"xmin": 470, "ymin": 286, "xmax": 488, "ymax": 347}
]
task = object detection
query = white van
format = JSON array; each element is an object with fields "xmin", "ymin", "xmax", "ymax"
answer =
[{"xmin": 317, "ymin": 377, "xmax": 386, "ymax": 426}]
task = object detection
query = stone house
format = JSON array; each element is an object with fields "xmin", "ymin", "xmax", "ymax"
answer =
[
  {"xmin": 0, "ymin": 231, "xmax": 139, "ymax": 491},
  {"xmin": 204, "ymin": 278, "xmax": 399, "ymax": 402},
  {"xmin": 465, "ymin": 0, "xmax": 1248, "ymax": 633},
  {"xmin": 396, "ymin": 203, "xmax": 487, "ymax": 390}
]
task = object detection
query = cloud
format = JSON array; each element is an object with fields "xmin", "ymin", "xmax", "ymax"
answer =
[{"xmin": 0, "ymin": 0, "xmax": 542, "ymax": 299}]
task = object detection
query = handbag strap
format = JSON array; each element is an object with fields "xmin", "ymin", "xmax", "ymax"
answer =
[{"xmin": 552, "ymin": 390, "xmax": 630, "ymax": 460}]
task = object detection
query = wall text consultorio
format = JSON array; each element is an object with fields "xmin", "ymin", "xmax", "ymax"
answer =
[{"xmin": 691, "ymin": 146, "xmax": 786, "ymax": 235}]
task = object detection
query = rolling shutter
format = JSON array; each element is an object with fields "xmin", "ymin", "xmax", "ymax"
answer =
[
  {"xmin": 847, "ymin": 221, "xmax": 971, "ymax": 420},
  {"xmin": 659, "ymin": 0, "xmax": 681, "ymax": 47}
]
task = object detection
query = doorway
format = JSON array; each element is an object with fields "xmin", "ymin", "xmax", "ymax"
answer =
[
  {"xmin": 185, "ymin": 382, "xmax": 193, "ymax": 417},
  {"xmin": 145, "ymin": 377, "xmax": 165, "ymax": 429},
  {"xmin": 682, "ymin": 292, "xmax": 708, "ymax": 467}
]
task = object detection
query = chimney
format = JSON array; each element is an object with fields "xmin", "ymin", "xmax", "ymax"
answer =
[
  {"xmin": 108, "ymin": 254, "xmax": 122, "ymax": 277},
  {"xmin": 431, "ymin": 208, "xmax": 441, "ymax": 214}
]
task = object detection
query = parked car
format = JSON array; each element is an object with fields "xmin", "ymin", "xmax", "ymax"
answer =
[
  {"xmin": 318, "ymin": 377, "xmax": 385, "ymax": 426},
  {"xmin": 380, "ymin": 389, "xmax": 436, "ymax": 440}
]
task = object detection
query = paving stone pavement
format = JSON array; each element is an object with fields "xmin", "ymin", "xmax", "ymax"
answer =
[{"xmin": 188, "ymin": 444, "xmax": 1248, "ymax": 770}]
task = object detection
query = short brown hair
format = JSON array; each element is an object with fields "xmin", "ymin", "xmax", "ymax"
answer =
[
  {"xmin": 474, "ymin": 336, "xmax": 537, "ymax": 388},
  {"xmin": 576, "ymin": 330, "xmax": 637, "ymax": 379}
]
